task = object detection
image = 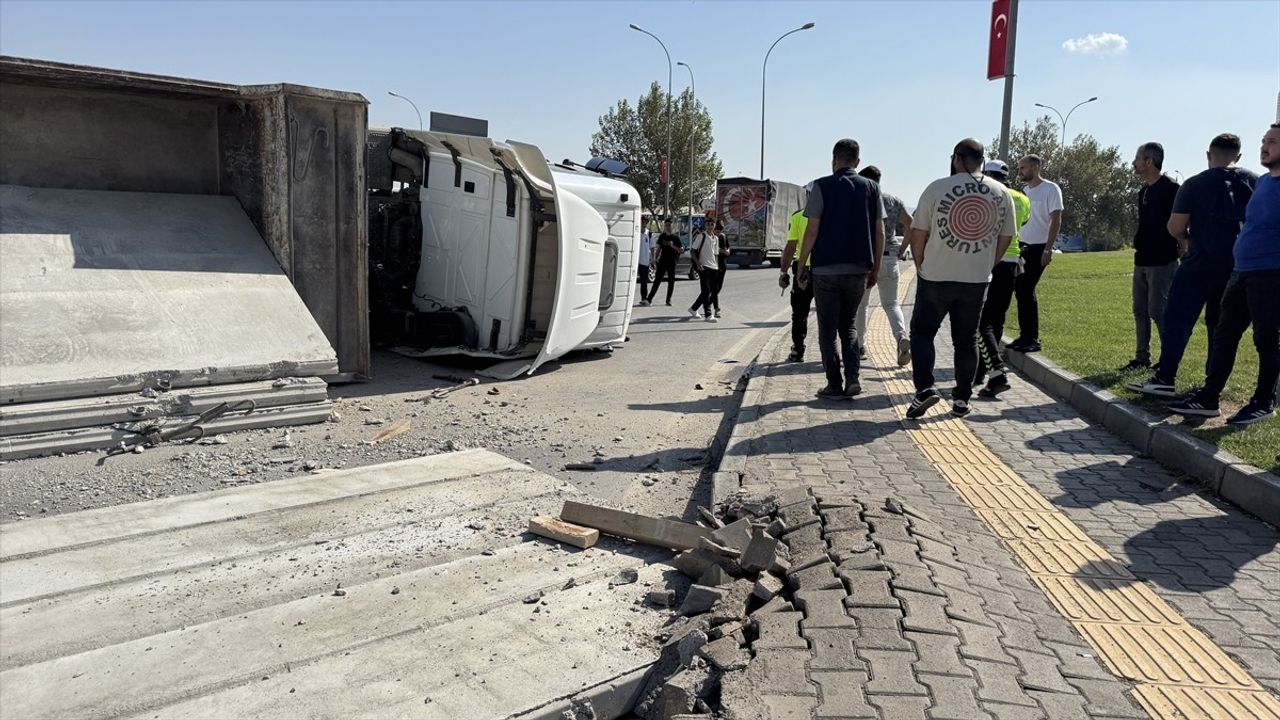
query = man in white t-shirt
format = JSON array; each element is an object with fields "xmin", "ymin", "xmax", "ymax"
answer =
[
  {"xmin": 636, "ymin": 216, "xmax": 654, "ymax": 306},
  {"xmin": 1010, "ymin": 155, "xmax": 1064, "ymax": 352},
  {"xmin": 905, "ymin": 138, "xmax": 1016, "ymax": 419},
  {"xmin": 687, "ymin": 223, "xmax": 723, "ymax": 322}
]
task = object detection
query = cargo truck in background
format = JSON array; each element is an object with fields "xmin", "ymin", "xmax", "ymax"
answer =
[{"xmin": 714, "ymin": 177, "xmax": 805, "ymax": 268}]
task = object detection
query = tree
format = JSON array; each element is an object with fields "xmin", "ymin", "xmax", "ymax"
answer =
[
  {"xmin": 590, "ymin": 82, "xmax": 723, "ymax": 216},
  {"xmin": 994, "ymin": 115, "xmax": 1140, "ymax": 251}
]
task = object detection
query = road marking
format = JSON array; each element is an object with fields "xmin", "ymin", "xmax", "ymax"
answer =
[{"xmin": 863, "ymin": 267, "xmax": 1280, "ymax": 719}]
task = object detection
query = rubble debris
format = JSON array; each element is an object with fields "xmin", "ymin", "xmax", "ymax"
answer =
[
  {"xmin": 697, "ymin": 537, "xmax": 741, "ymax": 559},
  {"xmin": 559, "ymin": 501, "xmax": 712, "ymax": 551},
  {"xmin": 696, "ymin": 507, "xmax": 724, "ymax": 529},
  {"xmin": 529, "ymin": 516, "xmax": 600, "ymax": 549},
  {"xmin": 697, "ymin": 565, "xmax": 731, "ymax": 588},
  {"xmin": 559, "ymin": 698, "xmax": 597, "ymax": 720},
  {"xmin": 678, "ymin": 585, "xmax": 724, "ymax": 616},
  {"xmin": 523, "ymin": 590, "xmax": 543, "ymax": 604},
  {"xmin": 646, "ymin": 590, "xmax": 677, "ymax": 608},
  {"xmin": 676, "ymin": 629, "xmax": 709, "ymax": 666},
  {"xmin": 697, "ymin": 636, "xmax": 749, "ymax": 672},
  {"xmin": 563, "ymin": 463, "xmax": 598, "ymax": 472},
  {"xmin": 738, "ymin": 529, "xmax": 782, "ymax": 574},
  {"xmin": 271, "ymin": 430, "xmax": 293, "ymax": 449},
  {"xmin": 752, "ymin": 574, "xmax": 784, "ymax": 602},
  {"xmin": 609, "ymin": 569, "xmax": 639, "ymax": 588},
  {"xmin": 369, "ymin": 418, "xmax": 411, "ymax": 444}
]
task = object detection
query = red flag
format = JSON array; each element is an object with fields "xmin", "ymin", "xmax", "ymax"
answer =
[
  {"xmin": 660, "ymin": 155, "xmax": 669, "ymax": 183},
  {"xmin": 987, "ymin": 0, "xmax": 1011, "ymax": 80}
]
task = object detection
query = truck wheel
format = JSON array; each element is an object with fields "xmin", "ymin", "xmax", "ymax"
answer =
[
  {"xmin": 769, "ymin": 258, "xmax": 781, "ymax": 268},
  {"xmin": 736, "ymin": 262, "xmax": 751, "ymax": 269}
]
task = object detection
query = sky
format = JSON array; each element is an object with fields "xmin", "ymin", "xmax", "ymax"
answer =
[{"xmin": 2, "ymin": 0, "xmax": 1277, "ymax": 204}]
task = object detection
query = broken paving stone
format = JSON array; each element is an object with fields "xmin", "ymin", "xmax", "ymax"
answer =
[
  {"xmin": 698, "ymin": 537, "xmax": 741, "ymax": 559},
  {"xmin": 676, "ymin": 629, "xmax": 709, "ymax": 666},
  {"xmin": 678, "ymin": 585, "xmax": 724, "ymax": 616},
  {"xmin": 697, "ymin": 507, "xmax": 724, "ymax": 529},
  {"xmin": 609, "ymin": 569, "xmax": 639, "ymax": 588},
  {"xmin": 739, "ymin": 529, "xmax": 781, "ymax": 574},
  {"xmin": 752, "ymin": 574, "xmax": 784, "ymax": 601},
  {"xmin": 697, "ymin": 564, "xmax": 731, "ymax": 588},
  {"xmin": 698, "ymin": 636, "xmax": 748, "ymax": 671},
  {"xmin": 711, "ymin": 517, "xmax": 754, "ymax": 554},
  {"xmin": 523, "ymin": 590, "xmax": 544, "ymax": 604},
  {"xmin": 707, "ymin": 579, "xmax": 755, "ymax": 626},
  {"xmin": 646, "ymin": 589, "xmax": 676, "ymax": 607},
  {"xmin": 753, "ymin": 596, "xmax": 794, "ymax": 615},
  {"xmin": 673, "ymin": 549, "xmax": 724, "ymax": 580}
]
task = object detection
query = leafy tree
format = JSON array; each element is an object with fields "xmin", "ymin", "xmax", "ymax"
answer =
[
  {"xmin": 995, "ymin": 115, "xmax": 1140, "ymax": 251},
  {"xmin": 590, "ymin": 82, "xmax": 723, "ymax": 216}
]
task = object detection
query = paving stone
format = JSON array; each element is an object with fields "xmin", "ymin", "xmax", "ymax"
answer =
[
  {"xmin": 744, "ymin": 648, "xmax": 817, "ymax": 697},
  {"xmin": 839, "ymin": 568, "xmax": 899, "ymax": 609},
  {"xmin": 806, "ymin": 628, "xmax": 867, "ymax": 671},
  {"xmin": 977, "ymin": 701, "xmax": 1048, "ymax": 719},
  {"xmin": 796, "ymin": 589, "xmax": 856, "ymax": 630},
  {"xmin": 905, "ymin": 630, "xmax": 970, "ymax": 677},
  {"xmin": 1007, "ymin": 647, "xmax": 1077, "ymax": 695},
  {"xmin": 782, "ymin": 522, "xmax": 829, "ymax": 568},
  {"xmin": 1062, "ymin": 678, "xmax": 1147, "ymax": 719},
  {"xmin": 1025, "ymin": 689, "xmax": 1090, "ymax": 720},
  {"xmin": 918, "ymin": 672, "xmax": 992, "ymax": 720},
  {"xmin": 953, "ymin": 619, "xmax": 1017, "ymax": 666},
  {"xmin": 699, "ymin": 636, "xmax": 751, "ymax": 672},
  {"xmin": 778, "ymin": 499, "xmax": 820, "ymax": 532},
  {"xmin": 831, "ymin": 540, "xmax": 884, "ymax": 569},
  {"xmin": 753, "ymin": 611, "xmax": 808, "ymax": 650},
  {"xmin": 964, "ymin": 657, "xmax": 1039, "ymax": 708},
  {"xmin": 943, "ymin": 586, "xmax": 996, "ymax": 628},
  {"xmin": 811, "ymin": 670, "xmax": 877, "ymax": 718},
  {"xmin": 789, "ymin": 561, "xmax": 842, "ymax": 592},
  {"xmin": 898, "ymin": 588, "xmax": 956, "ymax": 636},
  {"xmin": 753, "ymin": 573, "xmax": 784, "ymax": 602},
  {"xmin": 753, "ymin": 596, "xmax": 795, "ymax": 615},
  {"xmin": 740, "ymin": 530, "xmax": 783, "ymax": 574},
  {"xmin": 866, "ymin": 694, "xmax": 931, "ymax": 720},
  {"xmin": 760, "ymin": 694, "xmax": 819, "ymax": 720},
  {"xmin": 858, "ymin": 649, "xmax": 927, "ymax": 696},
  {"xmin": 820, "ymin": 506, "xmax": 869, "ymax": 533},
  {"xmin": 888, "ymin": 564, "xmax": 945, "ymax": 597}
]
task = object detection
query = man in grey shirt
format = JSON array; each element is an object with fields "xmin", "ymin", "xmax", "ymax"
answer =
[{"xmin": 854, "ymin": 165, "xmax": 914, "ymax": 367}]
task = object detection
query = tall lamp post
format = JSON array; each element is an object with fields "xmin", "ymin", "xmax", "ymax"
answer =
[
  {"xmin": 630, "ymin": 24, "xmax": 673, "ymax": 218},
  {"xmin": 677, "ymin": 61, "xmax": 696, "ymax": 227},
  {"xmin": 760, "ymin": 22, "xmax": 815, "ymax": 179},
  {"xmin": 1034, "ymin": 96, "xmax": 1098, "ymax": 149},
  {"xmin": 387, "ymin": 91, "xmax": 423, "ymax": 130}
]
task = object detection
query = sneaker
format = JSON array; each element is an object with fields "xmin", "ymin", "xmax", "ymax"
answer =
[
  {"xmin": 1167, "ymin": 395, "xmax": 1220, "ymax": 418},
  {"xmin": 843, "ymin": 381, "xmax": 862, "ymax": 398},
  {"xmin": 896, "ymin": 337, "xmax": 911, "ymax": 367},
  {"xmin": 906, "ymin": 388, "xmax": 942, "ymax": 419},
  {"xmin": 688, "ymin": 308, "xmax": 699, "ymax": 318},
  {"xmin": 858, "ymin": 345, "xmax": 867, "ymax": 360},
  {"xmin": 1124, "ymin": 376, "xmax": 1177, "ymax": 398},
  {"xmin": 816, "ymin": 385, "xmax": 846, "ymax": 400},
  {"xmin": 1227, "ymin": 401, "xmax": 1275, "ymax": 425},
  {"xmin": 705, "ymin": 315, "xmax": 717, "ymax": 323},
  {"xmin": 1119, "ymin": 358, "xmax": 1149, "ymax": 371},
  {"xmin": 665, "ymin": 301, "xmax": 672, "ymax": 306},
  {"xmin": 952, "ymin": 399, "xmax": 972, "ymax": 417},
  {"xmin": 785, "ymin": 350, "xmax": 804, "ymax": 363},
  {"xmin": 638, "ymin": 299, "xmax": 651, "ymax": 307},
  {"xmin": 978, "ymin": 374, "xmax": 1011, "ymax": 399},
  {"xmin": 1008, "ymin": 339, "xmax": 1041, "ymax": 353},
  {"xmin": 715, "ymin": 309, "xmax": 722, "ymax": 318}
]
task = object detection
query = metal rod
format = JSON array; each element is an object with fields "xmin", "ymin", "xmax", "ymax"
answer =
[
  {"xmin": 630, "ymin": 24, "xmax": 673, "ymax": 217},
  {"xmin": 387, "ymin": 91, "xmax": 423, "ymax": 131},
  {"xmin": 760, "ymin": 22, "xmax": 815, "ymax": 179},
  {"xmin": 678, "ymin": 61, "xmax": 696, "ymax": 226}
]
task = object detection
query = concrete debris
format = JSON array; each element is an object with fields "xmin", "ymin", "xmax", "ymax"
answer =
[
  {"xmin": 752, "ymin": 574, "xmax": 784, "ymax": 602},
  {"xmin": 646, "ymin": 590, "xmax": 676, "ymax": 608},
  {"xmin": 529, "ymin": 516, "xmax": 600, "ymax": 549},
  {"xmin": 738, "ymin": 529, "xmax": 781, "ymax": 574},
  {"xmin": 676, "ymin": 628, "xmax": 709, "ymax": 666},
  {"xmin": 697, "ymin": 564, "xmax": 731, "ymax": 588},
  {"xmin": 697, "ymin": 536, "xmax": 741, "ymax": 559},
  {"xmin": 523, "ymin": 590, "xmax": 543, "ymax": 604},
  {"xmin": 696, "ymin": 507, "xmax": 724, "ymax": 529},
  {"xmin": 560, "ymin": 697, "xmax": 597, "ymax": 720},
  {"xmin": 710, "ymin": 517, "xmax": 753, "ymax": 553},
  {"xmin": 609, "ymin": 568, "xmax": 639, "ymax": 588},
  {"xmin": 368, "ymin": 418, "xmax": 411, "ymax": 444},
  {"xmin": 560, "ymin": 501, "xmax": 713, "ymax": 551},
  {"xmin": 697, "ymin": 636, "xmax": 750, "ymax": 672},
  {"xmin": 678, "ymin": 585, "xmax": 724, "ymax": 617}
]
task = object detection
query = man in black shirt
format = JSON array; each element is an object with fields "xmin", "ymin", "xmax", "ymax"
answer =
[
  {"xmin": 644, "ymin": 219, "xmax": 683, "ymax": 306},
  {"xmin": 1124, "ymin": 142, "xmax": 1181, "ymax": 371}
]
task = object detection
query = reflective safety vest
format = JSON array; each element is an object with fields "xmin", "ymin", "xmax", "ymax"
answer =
[
  {"xmin": 1006, "ymin": 187, "xmax": 1032, "ymax": 261},
  {"xmin": 787, "ymin": 210, "xmax": 811, "ymax": 267}
]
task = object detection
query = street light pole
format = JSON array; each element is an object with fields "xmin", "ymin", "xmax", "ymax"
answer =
[
  {"xmin": 387, "ymin": 91, "xmax": 423, "ymax": 130},
  {"xmin": 760, "ymin": 22, "xmax": 815, "ymax": 179},
  {"xmin": 630, "ymin": 24, "xmax": 673, "ymax": 218},
  {"xmin": 677, "ymin": 61, "xmax": 695, "ymax": 226},
  {"xmin": 1034, "ymin": 96, "xmax": 1098, "ymax": 148}
]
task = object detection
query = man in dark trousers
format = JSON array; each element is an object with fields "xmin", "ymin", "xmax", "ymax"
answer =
[
  {"xmin": 796, "ymin": 139, "xmax": 885, "ymax": 400},
  {"xmin": 1123, "ymin": 142, "xmax": 1181, "ymax": 371},
  {"xmin": 636, "ymin": 214, "xmax": 654, "ymax": 306},
  {"xmin": 644, "ymin": 218, "xmax": 683, "ymax": 306},
  {"xmin": 1126, "ymin": 133, "xmax": 1257, "ymax": 398},
  {"xmin": 779, "ymin": 183, "xmax": 814, "ymax": 362},
  {"xmin": 1170, "ymin": 124, "xmax": 1280, "ymax": 425}
]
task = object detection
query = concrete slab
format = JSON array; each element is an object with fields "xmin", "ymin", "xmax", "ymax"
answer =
[
  {"xmin": 0, "ymin": 450, "xmax": 676, "ymax": 719},
  {"xmin": 0, "ymin": 185, "xmax": 339, "ymax": 404}
]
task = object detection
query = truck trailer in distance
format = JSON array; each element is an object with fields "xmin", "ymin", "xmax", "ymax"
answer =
[{"xmin": 714, "ymin": 177, "xmax": 805, "ymax": 268}]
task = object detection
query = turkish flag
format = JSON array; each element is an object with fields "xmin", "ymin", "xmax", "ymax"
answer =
[{"xmin": 987, "ymin": 0, "xmax": 1010, "ymax": 80}]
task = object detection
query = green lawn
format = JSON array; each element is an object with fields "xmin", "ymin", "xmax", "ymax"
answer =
[{"xmin": 1033, "ymin": 250, "xmax": 1277, "ymax": 473}]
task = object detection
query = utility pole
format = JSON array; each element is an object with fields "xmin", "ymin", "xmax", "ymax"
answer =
[
  {"xmin": 677, "ymin": 62, "xmax": 696, "ymax": 226},
  {"xmin": 630, "ymin": 25, "xmax": 673, "ymax": 218},
  {"xmin": 997, "ymin": 0, "xmax": 1019, "ymax": 163},
  {"xmin": 760, "ymin": 23, "xmax": 815, "ymax": 179}
]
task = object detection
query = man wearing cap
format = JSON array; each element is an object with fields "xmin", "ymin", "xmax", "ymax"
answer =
[
  {"xmin": 796, "ymin": 139, "xmax": 886, "ymax": 400},
  {"xmin": 974, "ymin": 159, "xmax": 1030, "ymax": 398},
  {"xmin": 780, "ymin": 183, "xmax": 814, "ymax": 362},
  {"xmin": 906, "ymin": 139, "xmax": 1015, "ymax": 419}
]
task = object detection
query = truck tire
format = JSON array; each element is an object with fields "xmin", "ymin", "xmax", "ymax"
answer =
[{"xmin": 769, "ymin": 258, "xmax": 781, "ymax": 268}]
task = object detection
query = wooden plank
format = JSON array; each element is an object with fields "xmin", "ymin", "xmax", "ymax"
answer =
[
  {"xmin": 528, "ymin": 516, "xmax": 599, "ymax": 549},
  {"xmin": 560, "ymin": 500, "xmax": 712, "ymax": 551}
]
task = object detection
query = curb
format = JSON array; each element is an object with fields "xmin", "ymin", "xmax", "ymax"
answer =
[
  {"xmin": 711, "ymin": 323, "xmax": 792, "ymax": 508},
  {"xmin": 1005, "ymin": 345, "xmax": 1280, "ymax": 528}
]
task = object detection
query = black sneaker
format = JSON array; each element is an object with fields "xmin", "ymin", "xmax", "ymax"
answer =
[
  {"xmin": 1119, "ymin": 358, "xmax": 1150, "ymax": 371},
  {"xmin": 843, "ymin": 381, "xmax": 862, "ymax": 398},
  {"xmin": 978, "ymin": 374, "xmax": 1011, "ymax": 399},
  {"xmin": 1124, "ymin": 376, "xmax": 1177, "ymax": 398},
  {"xmin": 1167, "ymin": 395, "xmax": 1220, "ymax": 418},
  {"xmin": 952, "ymin": 399, "xmax": 972, "ymax": 417},
  {"xmin": 1007, "ymin": 338, "xmax": 1032, "ymax": 352},
  {"xmin": 785, "ymin": 350, "xmax": 804, "ymax": 363},
  {"xmin": 816, "ymin": 385, "xmax": 846, "ymax": 400},
  {"xmin": 906, "ymin": 388, "xmax": 942, "ymax": 419},
  {"xmin": 1227, "ymin": 401, "xmax": 1275, "ymax": 425}
]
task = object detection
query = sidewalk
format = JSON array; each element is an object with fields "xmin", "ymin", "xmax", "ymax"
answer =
[{"xmin": 716, "ymin": 266, "xmax": 1280, "ymax": 720}]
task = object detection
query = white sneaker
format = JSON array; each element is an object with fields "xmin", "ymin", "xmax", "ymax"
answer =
[
  {"xmin": 715, "ymin": 309, "xmax": 722, "ymax": 318},
  {"xmin": 705, "ymin": 315, "xmax": 717, "ymax": 323},
  {"xmin": 896, "ymin": 337, "xmax": 911, "ymax": 367},
  {"xmin": 638, "ymin": 299, "xmax": 650, "ymax": 307},
  {"xmin": 688, "ymin": 308, "xmax": 699, "ymax": 318}
]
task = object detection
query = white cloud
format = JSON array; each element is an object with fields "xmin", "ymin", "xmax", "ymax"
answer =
[{"xmin": 1062, "ymin": 32, "xmax": 1128, "ymax": 56}]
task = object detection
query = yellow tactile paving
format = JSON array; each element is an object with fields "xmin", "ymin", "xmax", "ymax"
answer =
[{"xmin": 860, "ymin": 267, "xmax": 1279, "ymax": 718}]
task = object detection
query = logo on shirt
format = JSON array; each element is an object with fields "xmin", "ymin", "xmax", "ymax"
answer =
[{"xmin": 937, "ymin": 181, "xmax": 1001, "ymax": 253}]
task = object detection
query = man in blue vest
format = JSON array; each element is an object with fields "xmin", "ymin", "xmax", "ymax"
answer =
[{"xmin": 796, "ymin": 139, "xmax": 886, "ymax": 400}]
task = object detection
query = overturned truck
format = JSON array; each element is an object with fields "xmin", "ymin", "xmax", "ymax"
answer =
[{"xmin": 0, "ymin": 57, "xmax": 640, "ymax": 459}]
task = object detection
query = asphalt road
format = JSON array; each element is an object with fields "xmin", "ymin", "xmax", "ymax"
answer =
[{"xmin": 0, "ymin": 266, "xmax": 793, "ymax": 523}]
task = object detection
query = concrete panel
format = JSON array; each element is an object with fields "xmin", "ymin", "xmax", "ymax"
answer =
[
  {"xmin": 0, "ymin": 450, "xmax": 671, "ymax": 719},
  {"xmin": 0, "ymin": 185, "xmax": 339, "ymax": 403}
]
